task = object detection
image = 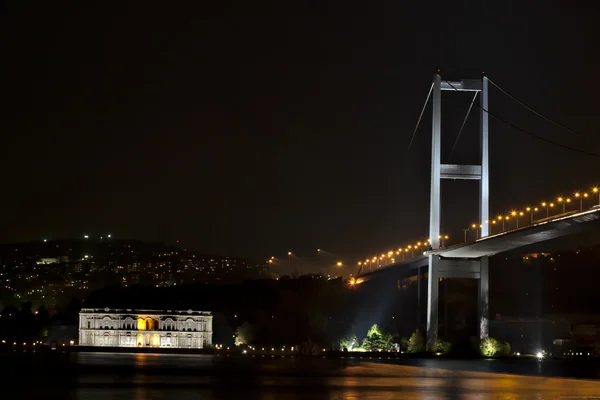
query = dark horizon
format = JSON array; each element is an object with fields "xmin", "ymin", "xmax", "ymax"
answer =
[{"xmin": 3, "ymin": 2, "xmax": 600, "ymax": 265}]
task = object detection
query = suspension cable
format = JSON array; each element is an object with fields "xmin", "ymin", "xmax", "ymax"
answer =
[
  {"xmin": 441, "ymin": 77, "xmax": 600, "ymax": 158},
  {"xmin": 449, "ymin": 91, "xmax": 478, "ymax": 160},
  {"xmin": 405, "ymin": 82, "xmax": 434, "ymax": 155},
  {"xmin": 487, "ymin": 78, "xmax": 580, "ymax": 136}
]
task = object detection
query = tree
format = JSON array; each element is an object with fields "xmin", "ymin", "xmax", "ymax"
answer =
[
  {"xmin": 300, "ymin": 338, "xmax": 320, "ymax": 355},
  {"xmin": 339, "ymin": 334, "xmax": 359, "ymax": 351},
  {"xmin": 433, "ymin": 339, "xmax": 452, "ymax": 355},
  {"xmin": 362, "ymin": 324, "xmax": 388, "ymax": 351},
  {"xmin": 480, "ymin": 337, "xmax": 499, "ymax": 356},
  {"xmin": 501, "ymin": 340, "xmax": 511, "ymax": 356},
  {"xmin": 480, "ymin": 337, "xmax": 511, "ymax": 357},
  {"xmin": 234, "ymin": 321, "xmax": 254, "ymax": 346},
  {"xmin": 407, "ymin": 329, "xmax": 425, "ymax": 353},
  {"xmin": 479, "ymin": 337, "xmax": 511, "ymax": 357}
]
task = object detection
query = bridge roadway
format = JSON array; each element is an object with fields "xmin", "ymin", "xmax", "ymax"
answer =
[{"xmin": 358, "ymin": 206, "xmax": 600, "ymax": 281}]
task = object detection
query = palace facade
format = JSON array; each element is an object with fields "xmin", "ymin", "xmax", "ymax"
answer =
[{"xmin": 78, "ymin": 308, "xmax": 213, "ymax": 348}]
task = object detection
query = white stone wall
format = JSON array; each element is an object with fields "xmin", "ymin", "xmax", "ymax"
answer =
[{"xmin": 78, "ymin": 309, "xmax": 213, "ymax": 349}]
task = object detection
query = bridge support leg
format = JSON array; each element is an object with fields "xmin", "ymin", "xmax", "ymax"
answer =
[
  {"xmin": 480, "ymin": 77, "xmax": 489, "ymax": 237},
  {"xmin": 429, "ymin": 74, "xmax": 442, "ymax": 250},
  {"xmin": 478, "ymin": 256, "xmax": 489, "ymax": 339},
  {"xmin": 426, "ymin": 255, "xmax": 439, "ymax": 349},
  {"xmin": 427, "ymin": 255, "xmax": 489, "ymax": 347},
  {"xmin": 417, "ymin": 266, "xmax": 421, "ymax": 327}
]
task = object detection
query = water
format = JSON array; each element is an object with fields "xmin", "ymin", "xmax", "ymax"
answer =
[{"xmin": 3, "ymin": 352, "xmax": 600, "ymax": 399}]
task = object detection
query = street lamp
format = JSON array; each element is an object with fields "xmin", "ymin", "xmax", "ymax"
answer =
[
  {"xmin": 317, "ymin": 249, "xmax": 321, "ymax": 256},
  {"xmin": 527, "ymin": 207, "xmax": 539, "ymax": 224},
  {"xmin": 575, "ymin": 193, "xmax": 589, "ymax": 211},
  {"xmin": 439, "ymin": 235, "xmax": 448, "ymax": 248},
  {"xmin": 462, "ymin": 228, "xmax": 469, "ymax": 243},
  {"xmin": 336, "ymin": 261, "xmax": 343, "ymax": 267},
  {"xmin": 549, "ymin": 202, "xmax": 555, "ymax": 216},
  {"xmin": 510, "ymin": 211, "xmax": 517, "ymax": 227},
  {"xmin": 557, "ymin": 197, "xmax": 566, "ymax": 213},
  {"xmin": 471, "ymin": 223, "xmax": 479, "ymax": 239},
  {"xmin": 512, "ymin": 211, "xmax": 524, "ymax": 228},
  {"xmin": 593, "ymin": 187, "xmax": 599, "ymax": 205},
  {"xmin": 288, "ymin": 252, "xmax": 292, "ymax": 260},
  {"xmin": 473, "ymin": 224, "xmax": 482, "ymax": 239},
  {"xmin": 542, "ymin": 202, "xmax": 548, "ymax": 218},
  {"xmin": 496, "ymin": 215, "xmax": 505, "ymax": 232}
]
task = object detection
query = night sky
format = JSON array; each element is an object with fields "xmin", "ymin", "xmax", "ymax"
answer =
[{"xmin": 2, "ymin": 2, "xmax": 600, "ymax": 264}]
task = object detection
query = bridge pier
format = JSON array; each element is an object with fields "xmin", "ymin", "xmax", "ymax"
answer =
[
  {"xmin": 426, "ymin": 255, "xmax": 489, "ymax": 349},
  {"xmin": 478, "ymin": 256, "xmax": 489, "ymax": 339},
  {"xmin": 417, "ymin": 265, "xmax": 422, "ymax": 327},
  {"xmin": 426, "ymin": 255, "xmax": 439, "ymax": 348}
]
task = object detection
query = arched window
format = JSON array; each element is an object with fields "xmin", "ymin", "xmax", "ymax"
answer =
[
  {"xmin": 186, "ymin": 318, "xmax": 194, "ymax": 332},
  {"xmin": 164, "ymin": 318, "xmax": 174, "ymax": 331}
]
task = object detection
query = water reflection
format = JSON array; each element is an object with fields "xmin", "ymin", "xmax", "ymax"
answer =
[{"xmin": 3, "ymin": 352, "xmax": 600, "ymax": 399}]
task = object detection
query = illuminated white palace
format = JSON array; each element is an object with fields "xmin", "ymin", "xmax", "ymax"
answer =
[{"xmin": 78, "ymin": 308, "xmax": 213, "ymax": 348}]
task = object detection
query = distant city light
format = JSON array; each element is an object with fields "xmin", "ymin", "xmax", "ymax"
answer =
[
  {"xmin": 536, "ymin": 351, "xmax": 544, "ymax": 360},
  {"xmin": 84, "ymin": 235, "xmax": 89, "ymax": 239},
  {"xmin": 43, "ymin": 239, "xmax": 47, "ymax": 242},
  {"xmin": 107, "ymin": 234, "xmax": 111, "ymax": 238}
]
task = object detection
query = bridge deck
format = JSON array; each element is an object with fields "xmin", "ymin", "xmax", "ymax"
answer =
[{"xmin": 359, "ymin": 207, "xmax": 600, "ymax": 279}]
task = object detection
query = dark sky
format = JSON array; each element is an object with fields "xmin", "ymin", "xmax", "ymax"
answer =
[{"xmin": 2, "ymin": 2, "xmax": 600, "ymax": 264}]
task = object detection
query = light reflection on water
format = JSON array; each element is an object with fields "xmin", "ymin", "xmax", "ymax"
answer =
[{"xmin": 6, "ymin": 352, "xmax": 600, "ymax": 399}]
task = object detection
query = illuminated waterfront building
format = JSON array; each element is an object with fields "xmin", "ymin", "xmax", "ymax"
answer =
[{"xmin": 78, "ymin": 308, "xmax": 213, "ymax": 348}]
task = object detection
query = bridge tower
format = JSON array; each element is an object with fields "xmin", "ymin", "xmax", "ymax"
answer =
[{"xmin": 426, "ymin": 74, "xmax": 489, "ymax": 348}]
